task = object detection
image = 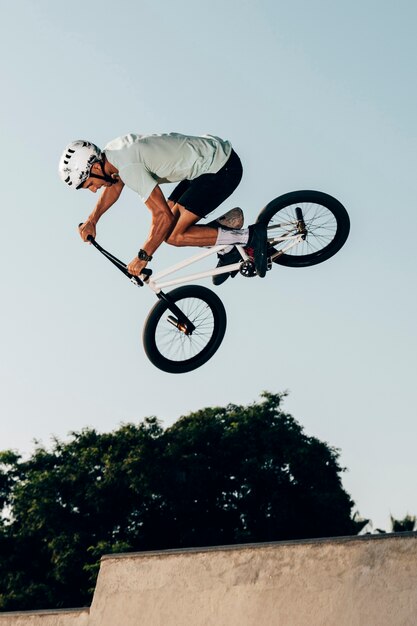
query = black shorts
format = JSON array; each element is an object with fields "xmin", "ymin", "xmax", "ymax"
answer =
[{"xmin": 168, "ymin": 149, "xmax": 243, "ymax": 218}]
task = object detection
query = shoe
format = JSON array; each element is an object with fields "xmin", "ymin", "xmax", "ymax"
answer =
[
  {"xmin": 247, "ymin": 223, "xmax": 268, "ymax": 277},
  {"xmin": 212, "ymin": 247, "xmax": 242, "ymax": 286},
  {"xmin": 207, "ymin": 207, "xmax": 244, "ymax": 230}
]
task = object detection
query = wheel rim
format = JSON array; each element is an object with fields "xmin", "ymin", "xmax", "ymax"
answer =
[
  {"xmin": 267, "ymin": 201, "xmax": 339, "ymax": 259},
  {"xmin": 154, "ymin": 296, "xmax": 216, "ymax": 363}
]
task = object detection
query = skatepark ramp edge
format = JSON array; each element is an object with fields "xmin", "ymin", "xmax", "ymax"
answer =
[{"xmin": 1, "ymin": 532, "xmax": 417, "ymax": 625}]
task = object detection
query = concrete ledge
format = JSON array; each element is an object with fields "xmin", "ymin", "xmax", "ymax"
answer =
[
  {"xmin": 101, "ymin": 530, "xmax": 417, "ymax": 560},
  {"xmin": 2, "ymin": 533, "xmax": 417, "ymax": 626},
  {"xmin": 0, "ymin": 608, "xmax": 89, "ymax": 626}
]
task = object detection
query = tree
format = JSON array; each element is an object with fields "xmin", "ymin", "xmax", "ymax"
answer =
[
  {"xmin": 0, "ymin": 392, "xmax": 359, "ymax": 611},
  {"xmin": 390, "ymin": 514, "xmax": 416, "ymax": 532}
]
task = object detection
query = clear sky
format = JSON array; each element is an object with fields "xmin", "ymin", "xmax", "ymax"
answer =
[{"xmin": 0, "ymin": 0, "xmax": 416, "ymax": 531}]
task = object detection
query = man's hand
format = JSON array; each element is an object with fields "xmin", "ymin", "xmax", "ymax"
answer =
[
  {"xmin": 79, "ymin": 220, "xmax": 96, "ymax": 242},
  {"xmin": 127, "ymin": 257, "xmax": 148, "ymax": 276}
]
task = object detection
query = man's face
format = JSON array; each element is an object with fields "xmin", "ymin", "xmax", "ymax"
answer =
[
  {"xmin": 81, "ymin": 177, "xmax": 112, "ymax": 193},
  {"xmin": 80, "ymin": 159, "xmax": 116, "ymax": 192}
]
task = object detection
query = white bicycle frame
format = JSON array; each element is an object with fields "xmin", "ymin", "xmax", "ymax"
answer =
[{"xmin": 142, "ymin": 230, "xmax": 304, "ymax": 294}]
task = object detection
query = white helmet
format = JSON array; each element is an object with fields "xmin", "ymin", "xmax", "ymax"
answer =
[{"xmin": 58, "ymin": 140, "xmax": 102, "ymax": 189}]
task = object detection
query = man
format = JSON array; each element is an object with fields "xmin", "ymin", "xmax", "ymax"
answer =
[{"xmin": 58, "ymin": 133, "xmax": 267, "ymax": 283}]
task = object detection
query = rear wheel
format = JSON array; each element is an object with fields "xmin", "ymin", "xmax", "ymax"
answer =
[
  {"xmin": 143, "ymin": 285, "xmax": 227, "ymax": 374},
  {"xmin": 256, "ymin": 190, "xmax": 350, "ymax": 267}
]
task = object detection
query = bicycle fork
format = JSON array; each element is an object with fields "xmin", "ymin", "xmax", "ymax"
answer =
[
  {"xmin": 157, "ymin": 291, "xmax": 196, "ymax": 336},
  {"xmin": 84, "ymin": 233, "xmax": 196, "ymax": 335}
]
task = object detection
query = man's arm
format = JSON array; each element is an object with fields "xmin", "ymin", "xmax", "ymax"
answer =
[
  {"xmin": 79, "ymin": 180, "xmax": 125, "ymax": 241},
  {"xmin": 141, "ymin": 185, "xmax": 176, "ymax": 255},
  {"xmin": 127, "ymin": 185, "xmax": 175, "ymax": 275}
]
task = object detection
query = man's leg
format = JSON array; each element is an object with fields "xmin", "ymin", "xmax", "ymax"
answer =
[
  {"xmin": 165, "ymin": 203, "xmax": 219, "ymax": 247},
  {"xmin": 165, "ymin": 203, "xmax": 267, "ymax": 278}
]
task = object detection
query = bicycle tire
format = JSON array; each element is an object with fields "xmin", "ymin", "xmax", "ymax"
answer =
[
  {"xmin": 256, "ymin": 190, "xmax": 350, "ymax": 267},
  {"xmin": 143, "ymin": 285, "xmax": 227, "ymax": 374}
]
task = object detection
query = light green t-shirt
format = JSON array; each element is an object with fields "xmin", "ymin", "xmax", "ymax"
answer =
[{"xmin": 103, "ymin": 132, "xmax": 232, "ymax": 202}]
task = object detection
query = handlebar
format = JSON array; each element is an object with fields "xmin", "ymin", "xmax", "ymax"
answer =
[{"xmin": 78, "ymin": 224, "xmax": 152, "ymax": 286}]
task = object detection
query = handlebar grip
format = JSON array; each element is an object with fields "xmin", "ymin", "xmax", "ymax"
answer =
[{"xmin": 78, "ymin": 223, "xmax": 95, "ymax": 243}]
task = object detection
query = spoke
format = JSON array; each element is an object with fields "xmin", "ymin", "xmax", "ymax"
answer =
[
  {"xmin": 268, "ymin": 202, "xmax": 337, "ymax": 257},
  {"xmin": 154, "ymin": 296, "xmax": 215, "ymax": 362}
]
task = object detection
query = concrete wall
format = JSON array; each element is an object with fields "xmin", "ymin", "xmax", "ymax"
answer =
[
  {"xmin": 0, "ymin": 609, "xmax": 89, "ymax": 626},
  {"xmin": 2, "ymin": 533, "xmax": 417, "ymax": 626}
]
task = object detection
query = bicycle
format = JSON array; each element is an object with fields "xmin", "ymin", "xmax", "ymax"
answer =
[{"xmin": 83, "ymin": 190, "xmax": 350, "ymax": 374}]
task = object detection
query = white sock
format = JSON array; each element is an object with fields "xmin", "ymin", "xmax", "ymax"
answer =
[
  {"xmin": 218, "ymin": 244, "xmax": 234, "ymax": 255},
  {"xmin": 215, "ymin": 227, "xmax": 249, "ymax": 247}
]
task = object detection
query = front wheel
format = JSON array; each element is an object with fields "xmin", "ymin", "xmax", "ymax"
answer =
[
  {"xmin": 256, "ymin": 190, "xmax": 350, "ymax": 267},
  {"xmin": 143, "ymin": 285, "xmax": 227, "ymax": 374}
]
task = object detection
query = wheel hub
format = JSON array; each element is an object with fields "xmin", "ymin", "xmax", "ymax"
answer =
[{"xmin": 167, "ymin": 315, "xmax": 193, "ymax": 335}]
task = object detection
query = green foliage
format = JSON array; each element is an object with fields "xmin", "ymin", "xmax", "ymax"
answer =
[
  {"xmin": 390, "ymin": 514, "xmax": 416, "ymax": 532},
  {"xmin": 350, "ymin": 511, "xmax": 371, "ymax": 534},
  {"xmin": 0, "ymin": 392, "xmax": 358, "ymax": 611}
]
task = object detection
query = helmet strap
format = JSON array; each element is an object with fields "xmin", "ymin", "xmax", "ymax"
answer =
[{"xmin": 89, "ymin": 159, "xmax": 117, "ymax": 185}]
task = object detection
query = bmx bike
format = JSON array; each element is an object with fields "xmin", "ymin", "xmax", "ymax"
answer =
[{"xmin": 83, "ymin": 190, "xmax": 350, "ymax": 374}]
